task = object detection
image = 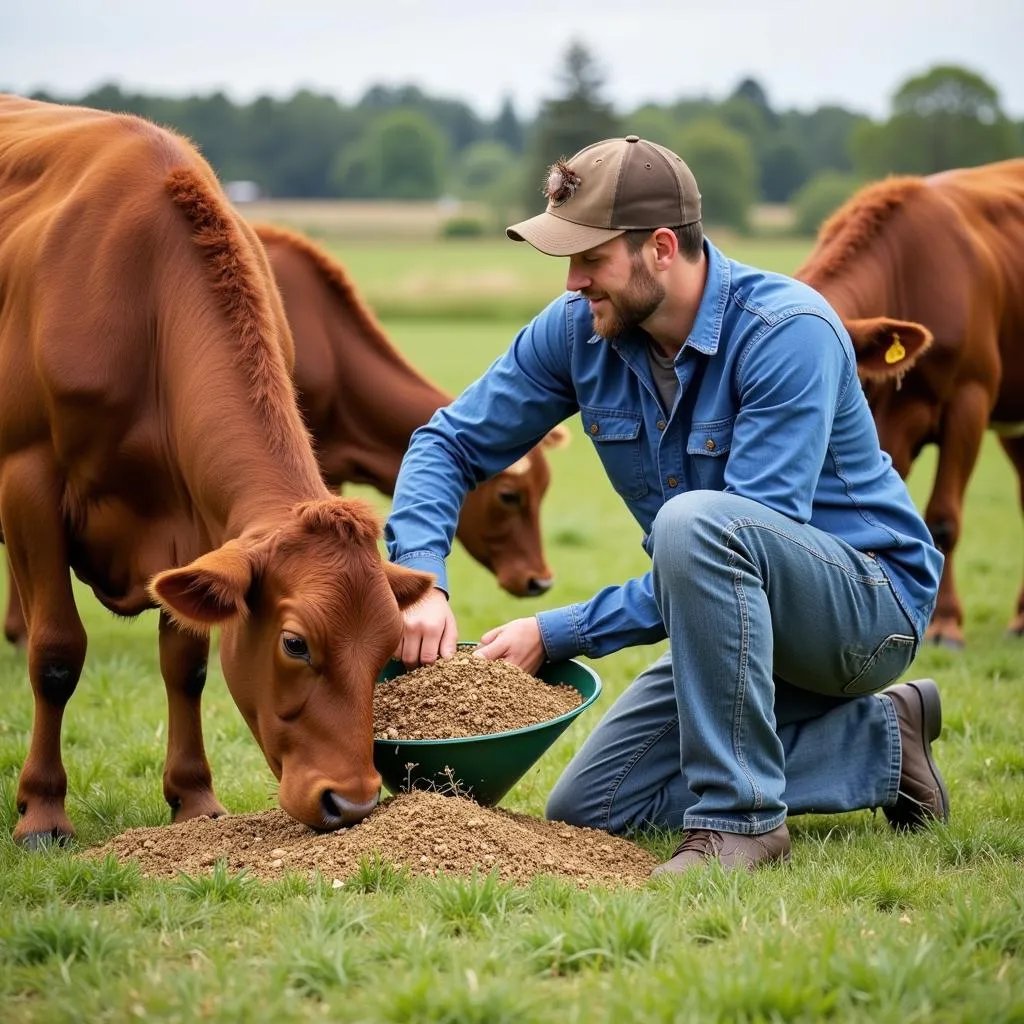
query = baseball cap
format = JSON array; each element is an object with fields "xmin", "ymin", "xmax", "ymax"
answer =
[{"xmin": 506, "ymin": 135, "xmax": 702, "ymax": 257}]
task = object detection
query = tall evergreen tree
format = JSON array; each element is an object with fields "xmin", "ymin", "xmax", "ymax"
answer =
[
  {"xmin": 521, "ymin": 42, "xmax": 622, "ymax": 214},
  {"xmin": 493, "ymin": 96, "xmax": 524, "ymax": 153}
]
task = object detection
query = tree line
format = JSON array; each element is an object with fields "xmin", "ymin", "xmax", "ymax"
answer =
[{"xmin": 20, "ymin": 43, "xmax": 1024, "ymax": 235}]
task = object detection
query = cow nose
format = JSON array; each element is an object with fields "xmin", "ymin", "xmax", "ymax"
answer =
[
  {"xmin": 319, "ymin": 788, "xmax": 379, "ymax": 829},
  {"xmin": 526, "ymin": 577, "xmax": 553, "ymax": 597}
]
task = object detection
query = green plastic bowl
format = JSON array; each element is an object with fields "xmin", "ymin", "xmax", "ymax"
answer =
[{"xmin": 372, "ymin": 651, "xmax": 602, "ymax": 806}]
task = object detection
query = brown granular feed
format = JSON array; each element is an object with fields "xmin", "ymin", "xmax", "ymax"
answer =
[
  {"xmin": 92, "ymin": 791, "xmax": 657, "ymax": 887},
  {"xmin": 374, "ymin": 649, "xmax": 582, "ymax": 740}
]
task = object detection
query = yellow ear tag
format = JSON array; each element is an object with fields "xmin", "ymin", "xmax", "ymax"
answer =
[{"xmin": 884, "ymin": 333, "xmax": 906, "ymax": 364}]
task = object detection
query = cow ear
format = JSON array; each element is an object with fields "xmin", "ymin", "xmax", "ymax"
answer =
[
  {"xmin": 383, "ymin": 562, "xmax": 436, "ymax": 610},
  {"xmin": 148, "ymin": 541, "xmax": 255, "ymax": 633},
  {"xmin": 542, "ymin": 424, "xmax": 571, "ymax": 450},
  {"xmin": 845, "ymin": 317, "xmax": 933, "ymax": 380}
]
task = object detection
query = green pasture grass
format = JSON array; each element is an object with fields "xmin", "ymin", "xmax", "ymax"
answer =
[
  {"xmin": 329, "ymin": 235, "xmax": 815, "ymax": 321},
  {"xmin": 1, "ymin": 314, "xmax": 1023, "ymax": 1020},
  {"xmin": 242, "ymin": 221, "xmax": 815, "ymax": 321}
]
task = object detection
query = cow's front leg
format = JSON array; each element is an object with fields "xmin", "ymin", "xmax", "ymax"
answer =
[
  {"xmin": 159, "ymin": 611, "xmax": 226, "ymax": 821},
  {"xmin": 924, "ymin": 382, "xmax": 992, "ymax": 648},
  {"xmin": 1, "ymin": 448, "xmax": 87, "ymax": 847},
  {"xmin": 998, "ymin": 433, "xmax": 1024, "ymax": 636}
]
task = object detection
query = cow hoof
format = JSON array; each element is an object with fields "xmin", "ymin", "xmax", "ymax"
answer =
[
  {"xmin": 926, "ymin": 635, "xmax": 965, "ymax": 651},
  {"xmin": 170, "ymin": 795, "xmax": 228, "ymax": 823}
]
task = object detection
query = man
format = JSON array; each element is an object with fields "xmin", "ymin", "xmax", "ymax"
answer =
[{"xmin": 385, "ymin": 135, "xmax": 949, "ymax": 873}]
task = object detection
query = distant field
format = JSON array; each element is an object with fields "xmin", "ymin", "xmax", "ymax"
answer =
[{"xmin": 239, "ymin": 199, "xmax": 815, "ymax": 320}]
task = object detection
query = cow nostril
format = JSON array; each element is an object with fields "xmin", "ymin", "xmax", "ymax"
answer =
[
  {"xmin": 526, "ymin": 577, "xmax": 553, "ymax": 597},
  {"xmin": 319, "ymin": 788, "xmax": 380, "ymax": 829}
]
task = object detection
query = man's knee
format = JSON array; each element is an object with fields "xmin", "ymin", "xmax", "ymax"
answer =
[
  {"xmin": 650, "ymin": 490, "xmax": 744, "ymax": 578},
  {"xmin": 545, "ymin": 775, "xmax": 605, "ymax": 830}
]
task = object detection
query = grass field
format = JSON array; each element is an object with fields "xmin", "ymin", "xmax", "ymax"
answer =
[
  {"xmin": 241, "ymin": 201, "xmax": 815, "ymax": 322},
  {"xmin": 2, "ymin": 239, "xmax": 1023, "ymax": 1021}
]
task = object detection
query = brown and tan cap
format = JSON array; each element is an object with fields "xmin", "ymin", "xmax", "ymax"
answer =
[{"xmin": 507, "ymin": 135, "xmax": 701, "ymax": 257}]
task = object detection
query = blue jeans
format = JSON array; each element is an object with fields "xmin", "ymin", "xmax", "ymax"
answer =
[{"xmin": 547, "ymin": 491, "xmax": 916, "ymax": 836}]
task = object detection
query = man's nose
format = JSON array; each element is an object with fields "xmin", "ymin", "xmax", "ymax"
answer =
[{"xmin": 566, "ymin": 263, "xmax": 590, "ymax": 293}]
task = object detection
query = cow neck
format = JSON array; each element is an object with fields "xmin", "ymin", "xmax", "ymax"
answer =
[
  {"xmin": 162, "ymin": 309, "xmax": 329, "ymax": 546},
  {"xmin": 317, "ymin": 310, "xmax": 450, "ymax": 495}
]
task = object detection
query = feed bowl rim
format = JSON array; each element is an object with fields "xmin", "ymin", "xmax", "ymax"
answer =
[{"xmin": 372, "ymin": 651, "xmax": 602, "ymax": 748}]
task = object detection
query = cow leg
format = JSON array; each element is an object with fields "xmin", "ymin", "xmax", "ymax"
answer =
[
  {"xmin": 923, "ymin": 385, "xmax": 991, "ymax": 648},
  {"xmin": 158, "ymin": 611, "xmax": 227, "ymax": 821},
  {"xmin": 1, "ymin": 449, "xmax": 87, "ymax": 847},
  {"xmin": 4, "ymin": 552, "xmax": 28, "ymax": 649},
  {"xmin": 998, "ymin": 433, "xmax": 1024, "ymax": 636}
]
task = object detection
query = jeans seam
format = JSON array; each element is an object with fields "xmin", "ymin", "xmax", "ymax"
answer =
[
  {"xmin": 599, "ymin": 717, "xmax": 679, "ymax": 831},
  {"xmin": 728, "ymin": 518, "xmax": 889, "ymax": 585},
  {"xmin": 682, "ymin": 811, "xmax": 787, "ymax": 835},
  {"xmin": 726, "ymin": 535, "xmax": 762, "ymax": 810},
  {"xmin": 879, "ymin": 693, "xmax": 903, "ymax": 805}
]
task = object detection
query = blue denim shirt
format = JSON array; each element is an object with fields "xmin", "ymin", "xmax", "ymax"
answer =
[{"xmin": 385, "ymin": 241, "xmax": 943, "ymax": 660}]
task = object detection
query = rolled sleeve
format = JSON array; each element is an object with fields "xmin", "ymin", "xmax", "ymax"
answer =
[{"xmin": 385, "ymin": 295, "xmax": 578, "ymax": 573}]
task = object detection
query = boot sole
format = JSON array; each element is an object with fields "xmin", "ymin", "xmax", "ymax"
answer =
[{"xmin": 906, "ymin": 678, "xmax": 950, "ymax": 822}]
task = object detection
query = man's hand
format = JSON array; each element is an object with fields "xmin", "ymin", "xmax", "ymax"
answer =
[
  {"xmin": 473, "ymin": 616, "xmax": 546, "ymax": 674},
  {"xmin": 396, "ymin": 587, "xmax": 457, "ymax": 668}
]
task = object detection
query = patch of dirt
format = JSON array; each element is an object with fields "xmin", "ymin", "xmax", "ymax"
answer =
[
  {"xmin": 93, "ymin": 791, "xmax": 657, "ymax": 887},
  {"xmin": 374, "ymin": 649, "xmax": 582, "ymax": 740}
]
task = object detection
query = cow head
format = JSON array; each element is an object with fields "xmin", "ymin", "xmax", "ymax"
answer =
[
  {"xmin": 148, "ymin": 498, "xmax": 433, "ymax": 831},
  {"xmin": 843, "ymin": 316, "xmax": 938, "ymax": 477},
  {"xmin": 456, "ymin": 425, "xmax": 571, "ymax": 597}
]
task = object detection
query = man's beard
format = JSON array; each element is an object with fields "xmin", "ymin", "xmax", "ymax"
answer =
[{"xmin": 589, "ymin": 257, "xmax": 666, "ymax": 340}]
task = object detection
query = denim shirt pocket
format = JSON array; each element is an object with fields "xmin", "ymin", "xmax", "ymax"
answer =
[
  {"xmin": 580, "ymin": 405, "xmax": 649, "ymax": 501},
  {"xmin": 686, "ymin": 417, "xmax": 735, "ymax": 490}
]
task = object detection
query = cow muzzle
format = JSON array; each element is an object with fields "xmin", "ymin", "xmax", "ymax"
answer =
[{"xmin": 318, "ymin": 788, "xmax": 379, "ymax": 830}]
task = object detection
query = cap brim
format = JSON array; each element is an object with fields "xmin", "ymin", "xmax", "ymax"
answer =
[{"xmin": 506, "ymin": 211, "xmax": 624, "ymax": 257}]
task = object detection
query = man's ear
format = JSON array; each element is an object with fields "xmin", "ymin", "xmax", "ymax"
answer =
[
  {"xmin": 845, "ymin": 317, "xmax": 933, "ymax": 380},
  {"xmin": 383, "ymin": 562, "xmax": 436, "ymax": 610},
  {"xmin": 148, "ymin": 540, "xmax": 255, "ymax": 634}
]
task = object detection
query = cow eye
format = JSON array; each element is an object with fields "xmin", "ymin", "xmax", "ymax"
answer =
[
  {"xmin": 281, "ymin": 632, "xmax": 310, "ymax": 662},
  {"xmin": 498, "ymin": 491, "xmax": 523, "ymax": 508}
]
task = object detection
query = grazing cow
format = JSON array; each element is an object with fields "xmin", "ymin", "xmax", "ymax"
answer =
[
  {"xmin": 253, "ymin": 224, "xmax": 570, "ymax": 597},
  {"xmin": 1, "ymin": 225, "xmax": 571, "ymax": 646},
  {"xmin": 795, "ymin": 159, "xmax": 1024, "ymax": 646},
  {"xmin": 0, "ymin": 95, "xmax": 434, "ymax": 846}
]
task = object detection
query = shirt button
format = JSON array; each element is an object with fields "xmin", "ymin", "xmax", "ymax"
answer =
[
  {"xmin": 704, "ymin": 438, "xmax": 716, "ymax": 451},
  {"xmin": 589, "ymin": 423, "xmax": 599, "ymax": 435},
  {"xmin": 667, "ymin": 476, "xmax": 678, "ymax": 488},
  {"xmin": 656, "ymin": 420, "xmax": 666, "ymax": 431}
]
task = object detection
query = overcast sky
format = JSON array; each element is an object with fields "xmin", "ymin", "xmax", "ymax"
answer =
[{"xmin": 4, "ymin": 0, "xmax": 1023, "ymax": 120}]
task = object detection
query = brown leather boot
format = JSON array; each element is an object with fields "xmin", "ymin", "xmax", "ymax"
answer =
[
  {"xmin": 651, "ymin": 823, "xmax": 791, "ymax": 875},
  {"xmin": 883, "ymin": 679, "xmax": 950, "ymax": 830}
]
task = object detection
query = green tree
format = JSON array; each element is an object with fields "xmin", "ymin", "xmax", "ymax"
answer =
[
  {"xmin": 349, "ymin": 109, "xmax": 448, "ymax": 200},
  {"xmin": 674, "ymin": 119, "xmax": 757, "ymax": 232},
  {"xmin": 853, "ymin": 64, "xmax": 1021, "ymax": 177},
  {"xmin": 452, "ymin": 140, "xmax": 517, "ymax": 198},
  {"xmin": 780, "ymin": 105, "xmax": 868, "ymax": 176},
  {"xmin": 492, "ymin": 96, "xmax": 524, "ymax": 153},
  {"xmin": 520, "ymin": 41, "xmax": 622, "ymax": 214},
  {"xmin": 622, "ymin": 104, "xmax": 678, "ymax": 147},
  {"xmin": 759, "ymin": 134, "xmax": 811, "ymax": 202},
  {"xmin": 791, "ymin": 171, "xmax": 863, "ymax": 237}
]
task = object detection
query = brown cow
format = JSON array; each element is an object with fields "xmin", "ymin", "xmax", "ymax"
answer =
[
  {"xmin": 796, "ymin": 159, "xmax": 1024, "ymax": 646},
  {"xmin": 253, "ymin": 224, "xmax": 570, "ymax": 597},
  {"xmin": 0, "ymin": 225, "xmax": 570, "ymax": 646},
  {"xmin": 0, "ymin": 95, "xmax": 434, "ymax": 846}
]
